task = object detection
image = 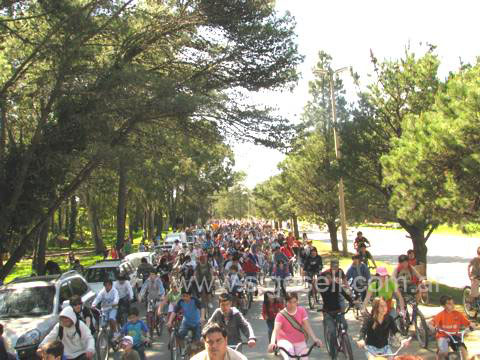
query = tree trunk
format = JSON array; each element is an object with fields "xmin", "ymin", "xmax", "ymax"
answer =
[
  {"xmin": 68, "ymin": 196, "xmax": 77, "ymax": 247},
  {"xmin": 155, "ymin": 211, "xmax": 163, "ymax": 238},
  {"xmin": 116, "ymin": 156, "xmax": 128, "ymax": 250},
  {"xmin": 292, "ymin": 215, "xmax": 300, "ymax": 239},
  {"xmin": 326, "ymin": 220, "xmax": 339, "ymax": 252},
  {"xmin": 58, "ymin": 206, "xmax": 63, "ymax": 234},
  {"xmin": 33, "ymin": 221, "xmax": 48, "ymax": 275},
  {"xmin": 64, "ymin": 201, "xmax": 70, "ymax": 236},
  {"xmin": 274, "ymin": 221, "xmax": 279, "ymax": 230},
  {"xmin": 85, "ymin": 191, "xmax": 106, "ymax": 254},
  {"xmin": 398, "ymin": 220, "xmax": 434, "ymax": 274},
  {"xmin": 148, "ymin": 208, "xmax": 155, "ymax": 240}
]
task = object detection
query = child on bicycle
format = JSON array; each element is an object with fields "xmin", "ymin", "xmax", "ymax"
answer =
[
  {"xmin": 120, "ymin": 307, "xmax": 149, "ymax": 360},
  {"xmin": 272, "ymin": 261, "xmax": 290, "ymax": 298},
  {"xmin": 430, "ymin": 295, "xmax": 474, "ymax": 360}
]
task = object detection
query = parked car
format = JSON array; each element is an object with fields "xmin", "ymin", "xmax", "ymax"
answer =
[
  {"xmin": 84, "ymin": 259, "xmax": 137, "ymax": 295},
  {"xmin": 1, "ymin": 271, "xmax": 95, "ymax": 359}
]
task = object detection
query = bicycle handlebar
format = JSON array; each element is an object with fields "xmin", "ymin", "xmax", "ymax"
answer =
[
  {"xmin": 228, "ymin": 342, "xmax": 248, "ymax": 352},
  {"xmin": 274, "ymin": 343, "xmax": 319, "ymax": 358},
  {"xmin": 317, "ymin": 303, "xmax": 352, "ymax": 316},
  {"xmin": 365, "ymin": 337, "xmax": 412, "ymax": 357}
]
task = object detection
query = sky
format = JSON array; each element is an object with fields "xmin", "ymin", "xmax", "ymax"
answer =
[{"xmin": 233, "ymin": 0, "xmax": 480, "ymax": 189}]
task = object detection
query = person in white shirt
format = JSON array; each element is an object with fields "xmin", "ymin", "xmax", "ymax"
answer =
[
  {"xmin": 37, "ymin": 306, "xmax": 95, "ymax": 360},
  {"xmin": 114, "ymin": 274, "xmax": 134, "ymax": 322},
  {"xmin": 92, "ymin": 279, "xmax": 120, "ymax": 337}
]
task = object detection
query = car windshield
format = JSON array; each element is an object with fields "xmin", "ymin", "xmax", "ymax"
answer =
[
  {"xmin": 0, "ymin": 286, "xmax": 55, "ymax": 318},
  {"xmin": 85, "ymin": 268, "xmax": 119, "ymax": 283}
]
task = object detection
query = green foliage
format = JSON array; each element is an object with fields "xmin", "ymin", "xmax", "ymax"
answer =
[
  {"xmin": 382, "ymin": 63, "xmax": 480, "ymax": 224},
  {"xmin": 212, "ymin": 172, "xmax": 251, "ymax": 219}
]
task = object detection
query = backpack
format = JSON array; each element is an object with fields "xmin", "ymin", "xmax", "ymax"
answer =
[{"xmin": 58, "ymin": 319, "xmax": 81, "ymax": 340}]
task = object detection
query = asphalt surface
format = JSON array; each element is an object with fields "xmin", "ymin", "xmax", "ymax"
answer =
[
  {"xmin": 111, "ymin": 276, "xmax": 446, "ymax": 359},
  {"xmin": 308, "ymin": 227, "xmax": 480, "ymax": 289}
]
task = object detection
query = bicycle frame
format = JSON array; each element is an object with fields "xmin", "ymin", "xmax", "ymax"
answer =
[
  {"xmin": 275, "ymin": 344, "xmax": 319, "ymax": 359},
  {"xmin": 437, "ymin": 329, "xmax": 468, "ymax": 353}
]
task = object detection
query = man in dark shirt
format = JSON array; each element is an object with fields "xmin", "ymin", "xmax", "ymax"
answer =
[{"xmin": 317, "ymin": 270, "xmax": 353, "ymax": 360}]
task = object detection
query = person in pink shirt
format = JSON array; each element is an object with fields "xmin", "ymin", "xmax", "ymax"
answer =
[{"xmin": 268, "ymin": 292, "xmax": 322, "ymax": 359}]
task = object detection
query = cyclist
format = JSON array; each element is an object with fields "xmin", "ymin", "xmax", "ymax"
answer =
[
  {"xmin": 136, "ymin": 257, "xmax": 155, "ymax": 284},
  {"xmin": 430, "ymin": 295, "xmax": 475, "ymax": 360},
  {"xmin": 467, "ymin": 246, "xmax": 480, "ymax": 305},
  {"xmin": 207, "ymin": 292, "xmax": 256, "ymax": 350},
  {"xmin": 358, "ymin": 244, "xmax": 377, "ymax": 269},
  {"xmin": 272, "ymin": 261, "xmax": 290, "ymax": 299},
  {"xmin": 139, "ymin": 270, "xmax": 166, "ymax": 318},
  {"xmin": 303, "ymin": 247, "xmax": 323, "ymax": 288},
  {"xmin": 69, "ymin": 295, "xmax": 97, "ymax": 336},
  {"xmin": 357, "ymin": 297, "xmax": 410, "ymax": 359},
  {"xmin": 317, "ymin": 270, "xmax": 354, "ymax": 359},
  {"xmin": 114, "ymin": 274, "xmax": 134, "ymax": 323},
  {"xmin": 194, "ymin": 254, "xmax": 214, "ymax": 309},
  {"xmin": 156, "ymin": 256, "xmax": 172, "ymax": 292},
  {"xmin": 262, "ymin": 291, "xmax": 285, "ymax": 341},
  {"xmin": 268, "ymin": 292, "xmax": 322, "ymax": 360},
  {"xmin": 392, "ymin": 254, "xmax": 426, "ymax": 303},
  {"xmin": 92, "ymin": 278, "xmax": 121, "ymax": 338},
  {"xmin": 191, "ymin": 322, "xmax": 247, "ymax": 360},
  {"xmin": 167, "ymin": 289, "xmax": 206, "ymax": 354},
  {"xmin": 354, "ymin": 231, "xmax": 370, "ymax": 252},
  {"xmin": 243, "ymin": 245, "xmax": 260, "ymax": 297},
  {"xmin": 120, "ymin": 306, "xmax": 149, "ymax": 360},
  {"xmin": 37, "ymin": 306, "xmax": 95, "ymax": 360},
  {"xmin": 362, "ymin": 267, "xmax": 406, "ymax": 319},
  {"xmin": 346, "ymin": 255, "xmax": 370, "ymax": 301}
]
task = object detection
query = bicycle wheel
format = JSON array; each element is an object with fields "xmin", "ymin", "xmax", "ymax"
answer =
[
  {"xmin": 96, "ymin": 329, "xmax": 110, "ymax": 360},
  {"xmin": 463, "ymin": 286, "xmax": 477, "ymax": 320},
  {"xmin": 323, "ymin": 325, "xmax": 333, "ymax": 357},
  {"xmin": 414, "ymin": 308, "xmax": 429, "ymax": 348},
  {"xmin": 147, "ymin": 311, "xmax": 155, "ymax": 338},
  {"xmin": 156, "ymin": 313, "xmax": 164, "ymax": 337},
  {"xmin": 247, "ymin": 291, "xmax": 253, "ymax": 310},
  {"xmin": 394, "ymin": 313, "xmax": 408, "ymax": 337},
  {"xmin": 308, "ymin": 290, "xmax": 315, "ymax": 310},
  {"xmin": 341, "ymin": 333, "xmax": 354, "ymax": 360}
]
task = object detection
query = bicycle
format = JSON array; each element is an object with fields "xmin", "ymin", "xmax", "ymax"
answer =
[
  {"xmin": 365, "ymin": 337, "xmax": 412, "ymax": 358},
  {"xmin": 462, "ymin": 285, "xmax": 479, "ymax": 320},
  {"xmin": 245, "ymin": 275, "xmax": 257, "ymax": 310},
  {"xmin": 306, "ymin": 273, "xmax": 320, "ymax": 310},
  {"xmin": 318, "ymin": 305, "xmax": 354, "ymax": 360},
  {"xmin": 168, "ymin": 312, "xmax": 183, "ymax": 360},
  {"xmin": 273, "ymin": 343, "xmax": 320, "ymax": 359},
  {"xmin": 228, "ymin": 341, "xmax": 248, "ymax": 354},
  {"xmin": 436, "ymin": 328, "xmax": 470, "ymax": 360},
  {"xmin": 96, "ymin": 307, "xmax": 119, "ymax": 360},
  {"xmin": 394, "ymin": 286, "xmax": 430, "ymax": 348},
  {"xmin": 146, "ymin": 298, "xmax": 164, "ymax": 338}
]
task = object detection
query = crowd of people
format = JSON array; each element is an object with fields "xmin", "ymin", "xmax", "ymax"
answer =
[{"xmin": 4, "ymin": 221, "xmax": 476, "ymax": 360}]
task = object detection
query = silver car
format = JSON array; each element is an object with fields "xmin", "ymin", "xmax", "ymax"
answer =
[{"xmin": 0, "ymin": 271, "xmax": 95, "ymax": 359}]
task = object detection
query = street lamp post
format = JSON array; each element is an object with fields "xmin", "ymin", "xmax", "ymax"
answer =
[{"xmin": 316, "ymin": 67, "xmax": 349, "ymax": 256}]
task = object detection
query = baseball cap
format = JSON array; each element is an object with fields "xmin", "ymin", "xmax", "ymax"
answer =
[
  {"xmin": 376, "ymin": 267, "xmax": 388, "ymax": 276},
  {"xmin": 121, "ymin": 336, "xmax": 133, "ymax": 345}
]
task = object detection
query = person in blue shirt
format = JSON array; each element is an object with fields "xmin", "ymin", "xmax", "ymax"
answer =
[
  {"xmin": 121, "ymin": 307, "xmax": 149, "ymax": 360},
  {"xmin": 346, "ymin": 254, "xmax": 371, "ymax": 301},
  {"xmin": 167, "ymin": 289, "xmax": 206, "ymax": 354}
]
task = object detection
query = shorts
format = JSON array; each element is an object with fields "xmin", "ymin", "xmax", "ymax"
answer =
[
  {"xmin": 103, "ymin": 308, "xmax": 117, "ymax": 321},
  {"xmin": 437, "ymin": 337, "xmax": 450, "ymax": 353},
  {"xmin": 178, "ymin": 321, "xmax": 201, "ymax": 341},
  {"xmin": 277, "ymin": 340, "xmax": 308, "ymax": 360},
  {"xmin": 168, "ymin": 303, "xmax": 175, "ymax": 313},
  {"xmin": 365, "ymin": 344, "xmax": 392, "ymax": 357}
]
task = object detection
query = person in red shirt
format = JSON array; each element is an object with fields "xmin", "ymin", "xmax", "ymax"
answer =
[
  {"xmin": 286, "ymin": 232, "xmax": 295, "ymax": 248},
  {"xmin": 262, "ymin": 291, "xmax": 285, "ymax": 341},
  {"xmin": 430, "ymin": 295, "xmax": 474, "ymax": 360},
  {"xmin": 110, "ymin": 246, "xmax": 118, "ymax": 259},
  {"xmin": 280, "ymin": 244, "xmax": 294, "ymax": 275}
]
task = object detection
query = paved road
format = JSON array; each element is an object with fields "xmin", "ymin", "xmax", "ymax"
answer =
[
  {"xmin": 308, "ymin": 227, "xmax": 480, "ymax": 289},
  {"xmin": 111, "ymin": 276, "xmax": 443, "ymax": 359}
]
